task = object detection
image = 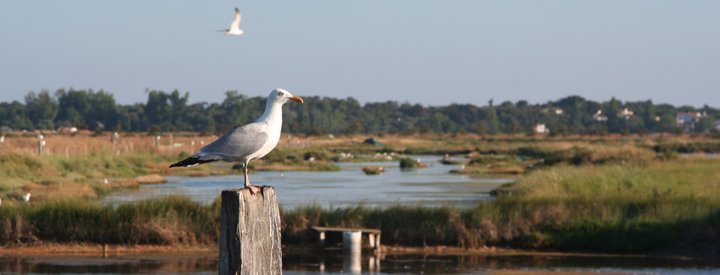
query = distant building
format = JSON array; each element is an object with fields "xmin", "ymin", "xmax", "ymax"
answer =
[
  {"xmin": 593, "ymin": 110, "xmax": 608, "ymax": 122},
  {"xmin": 618, "ymin": 108, "xmax": 634, "ymax": 119},
  {"xmin": 715, "ymin": 119, "xmax": 720, "ymax": 130},
  {"xmin": 676, "ymin": 112, "xmax": 705, "ymax": 132},
  {"xmin": 676, "ymin": 112, "xmax": 703, "ymax": 125},
  {"xmin": 675, "ymin": 112, "xmax": 705, "ymax": 132},
  {"xmin": 553, "ymin": 108, "xmax": 564, "ymax": 115},
  {"xmin": 533, "ymin": 123, "xmax": 549, "ymax": 134}
]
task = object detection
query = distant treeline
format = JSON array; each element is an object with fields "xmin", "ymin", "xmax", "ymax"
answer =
[{"xmin": 1, "ymin": 89, "xmax": 718, "ymax": 135}]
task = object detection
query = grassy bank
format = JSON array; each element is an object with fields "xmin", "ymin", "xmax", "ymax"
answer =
[
  {"xmin": 3, "ymin": 156, "xmax": 720, "ymax": 255},
  {"xmin": 0, "ymin": 196, "xmax": 218, "ymax": 245},
  {"xmin": 0, "ymin": 134, "xmax": 341, "ymax": 200},
  {"xmin": 283, "ymin": 158, "xmax": 720, "ymax": 255}
]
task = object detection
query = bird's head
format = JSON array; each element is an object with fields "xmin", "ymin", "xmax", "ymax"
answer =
[{"xmin": 270, "ymin": 88, "xmax": 304, "ymax": 104}]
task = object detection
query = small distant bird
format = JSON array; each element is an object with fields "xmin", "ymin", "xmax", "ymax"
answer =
[
  {"xmin": 104, "ymin": 178, "xmax": 109, "ymax": 184},
  {"xmin": 170, "ymin": 89, "xmax": 303, "ymax": 194},
  {"xmin": 221, "ymin": 7, "xmax": 243, "ymax": 36},
  {"xmin": 22, "ymin": 192, "xmax": 31, "ymax": 202}
]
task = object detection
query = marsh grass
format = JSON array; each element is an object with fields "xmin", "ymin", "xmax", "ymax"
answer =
[
  {"xmin": 2, "ymin": 162, "xmax": 719, "ymax": 254},
  {"xmin": 0, "ymin": 152, "xmax": 186, "ymax": 198},
  {"xmin": 0, "ymin": 196, "xmax": 218, "ymax": 245},
  {"xmin": 2, "ymin": 134, "xmax": 720, "ymax": 253},
  {"xmin": 282, "ymin": 158, "xmax": 720, "ymax": 253}
]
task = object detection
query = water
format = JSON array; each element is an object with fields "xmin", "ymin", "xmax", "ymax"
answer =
[
  {"xmin": 4, "ymin": 252, "xmax": 720, "ymax": 274},
  {"xmin": 104, "ymin": 155, "xmax": 514, "ymax": 209}
]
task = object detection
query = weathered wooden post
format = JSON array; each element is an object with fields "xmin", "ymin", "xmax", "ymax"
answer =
[
  {"xmin": 318, "ymin": 231, "xmax": 326, "ymax": 247},
  {"xmin": 219, "ymin": 186, "xmax": 282, "ymax": 275}
]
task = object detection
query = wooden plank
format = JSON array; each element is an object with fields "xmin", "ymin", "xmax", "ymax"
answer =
[
  {"xmin": 219, "ymin": 187, "xmax": 282, "ymax": 275},
  {"xmin": 311, "ymin": 226, "xmax": 382, "ymax": 234}
]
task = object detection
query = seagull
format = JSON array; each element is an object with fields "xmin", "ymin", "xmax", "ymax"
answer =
[
  {"xmin": 221, "ymin": 7, "xmax": 244, "ymax": 36},
  {"xmin": 22, "ymin": 192, "xmax": 31, "ymax": 202},
  {"xmin": 170, "ymin": 89, "xmax": 303, "ymax": 194}
]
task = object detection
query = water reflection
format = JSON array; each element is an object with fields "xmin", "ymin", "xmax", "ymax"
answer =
[
  {"xmin": 104, "ymin": 155, "xmax": 514, "ymax": 209},
  {"xmin": 2, "ymin": 252, "xmax": 720, "ymax": 274},
  {"xmin": 0, "ymin": 254, "xmax": 216, "ymax": 274},
  {"xmin": 286, "ymin": 252, "xmax": 720, "ymax": 274}
]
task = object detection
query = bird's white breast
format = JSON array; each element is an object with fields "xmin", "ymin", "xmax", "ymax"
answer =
[{"xmin": 248, "ymin": 121, "xmax": 281, "ymax": 160}]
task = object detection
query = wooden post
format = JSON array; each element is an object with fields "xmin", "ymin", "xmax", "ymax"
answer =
[
  {"xmin": 375, "ymin": 234, "xmax": 382, "ymax": 252},
  {"xmin": 219, "ymin": 187, "xmax": 282, "ymax": 275},
  {"xmin": 318, "ymin": 231, "xmax": 326, "ymax": 247}
]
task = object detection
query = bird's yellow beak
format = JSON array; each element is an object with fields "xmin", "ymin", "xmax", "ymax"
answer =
[{"xmin": 290, "ymin": 95, "xmax": 304, "ymax": 103}]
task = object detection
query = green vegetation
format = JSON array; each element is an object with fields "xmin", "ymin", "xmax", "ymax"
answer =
[
  {"xmin": 2, "ymin": 158, "xmax": 719, "ymax": 255},
  {"xmin": 2, "ymin": 153, "xmax": 150, "ymax": 186},
  {"xmin": 3, "ymin": 89, "xmax": 719, "ymax": 135},
  {"xmin": 0, "ymin": 152, "xmax": 218, "ymax": 199},
  {"xmin": 652, "ymin": 141, "xmax": 720, "ymax": 154},
  {"xmin": 1, "ymin": 132, "xmax": 719, "ymax": 255},
  {"xmin": 0, "ymin": 196, "xmax": 217, "ymax": 245},
  {"xmin": 453, "ymin": 154, "xmax": 527, "ymax": 175}
]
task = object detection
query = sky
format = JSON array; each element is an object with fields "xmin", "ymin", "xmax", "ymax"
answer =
[{"xmin": 1, "ymin": 0, "xmax": 719, "ymax": 107}]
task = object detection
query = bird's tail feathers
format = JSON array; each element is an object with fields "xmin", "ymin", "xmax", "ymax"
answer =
[{"xmin": 169, "ymin": 156, "xmax": 217, "ymax": 168}]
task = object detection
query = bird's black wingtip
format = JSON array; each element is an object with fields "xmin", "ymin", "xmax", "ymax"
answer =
[{"xmin": 170, "ymin": 156, "xmax": 217, "ymax": 168}]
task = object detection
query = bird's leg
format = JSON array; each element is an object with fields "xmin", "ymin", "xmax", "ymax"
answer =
[{"xmin": 243, "ymin": 161, "xmax": 259, "ymax": 194}]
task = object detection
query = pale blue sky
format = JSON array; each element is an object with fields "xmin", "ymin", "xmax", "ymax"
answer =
[{"xmin": 1, "ymin": 1, "xmax": 719, "ymax": 107}]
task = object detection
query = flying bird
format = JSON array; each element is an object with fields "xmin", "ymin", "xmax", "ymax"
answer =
[
  {"xmin": 221, "ymin": 7, "xmax": 244, "ymax": 36},
  {"xmin": 170, "ymin": 89, "xmax": 303, "ymax": 194}
]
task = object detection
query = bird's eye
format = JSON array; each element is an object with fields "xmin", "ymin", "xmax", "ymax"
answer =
[{"xmin": 278, "ymin": 92, "xmax": 284, "ymax": 96}]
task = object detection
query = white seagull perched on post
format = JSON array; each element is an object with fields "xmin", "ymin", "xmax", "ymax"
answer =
[
  {"xmin": 170, "ymin": 89, "xmax": 303, "ymax": 194},
  {"xmin": 221, "ymin": 7, "xmax": 244, "ymax": 36}
]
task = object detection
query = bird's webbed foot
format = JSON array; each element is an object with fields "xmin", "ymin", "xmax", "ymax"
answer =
[{"xmin": 246, "ymin": 184, "xmax": 260, "ymax": 195}]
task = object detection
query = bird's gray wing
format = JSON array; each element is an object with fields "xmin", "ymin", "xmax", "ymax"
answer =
[{"xmin": 196, "ymin": 122, "xmax": 268, "ymax": 162}]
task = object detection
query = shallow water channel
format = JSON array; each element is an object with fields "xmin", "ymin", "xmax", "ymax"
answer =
[
  {"xmin": 3, "ymin": 252, "xmax": 720, "ymax": 274},
  {"xmin": 104, "ymin": 155, "xmax": 513, "ymax": 209}
]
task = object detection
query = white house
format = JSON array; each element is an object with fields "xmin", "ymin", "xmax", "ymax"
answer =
[
  {"xmin": 533, "ymin": 123, "xmax": 549, "ymax": 134},
  {"xmin": 593, "ymin": 110, "xmax": 608, "ymax": 122},
  {"xmin": 676, "ymin": 112, "xmax": 703, "ymax": 125},
  {"xmin": 676, "ymin": 112, "xmax": 705, "ymax": 132},
  {"xmin": 618, "ymin": 108, "xmax": 634, "ymax": 119}
]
